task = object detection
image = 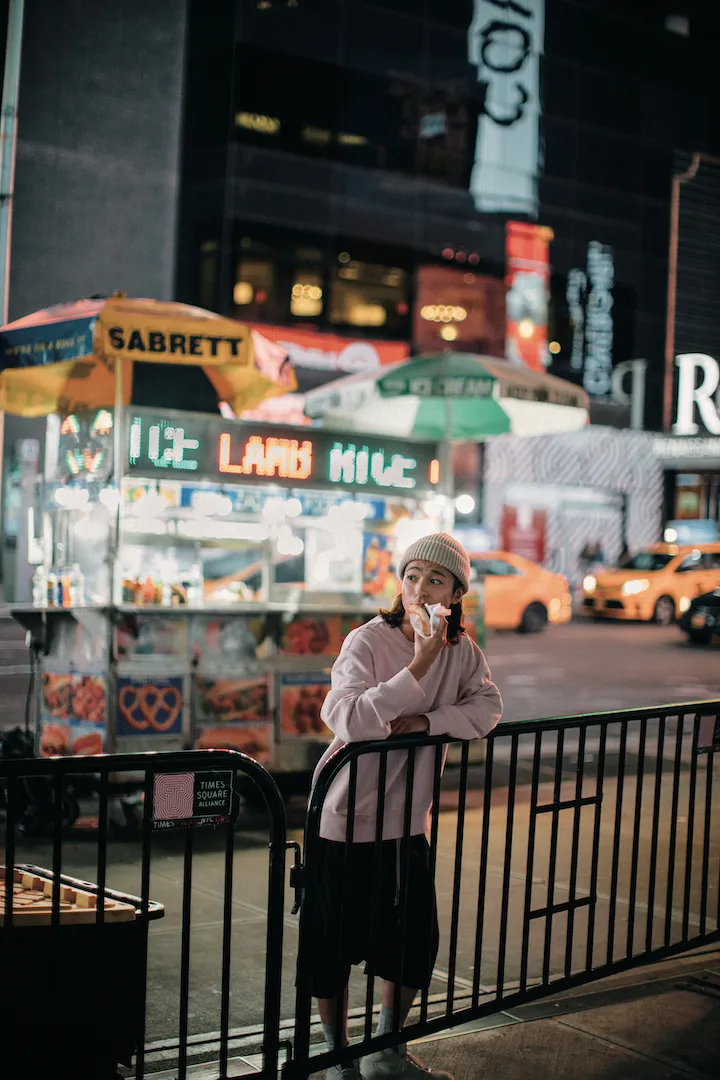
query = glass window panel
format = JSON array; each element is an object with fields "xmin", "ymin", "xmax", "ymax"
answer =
[
  {"xmin": 290, "ymin": 269, "xmax": 325, "ymax": 318},
  {"xmin": 329, "ymin": 260, "xmax": 408, "ymax": 331},
  {"xmin": 232, "ymin": 258, "xmax": 281, "ymax": 322},
  {"xmin": 487, "ymin": 559, "xmax": 521, "ymax": 576}
]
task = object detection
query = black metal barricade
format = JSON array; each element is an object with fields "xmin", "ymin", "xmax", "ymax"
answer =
[
  {"xmin": 0, "ymin": 748, "xmax": 288, "ymax": 1080},
  {"xmin": 287, "ymin": 701, "xmax": 720, "ymax": 1080},
  {"xmin": 3, "ymin": 703, "xmax": 719, "ymax": 1080}
]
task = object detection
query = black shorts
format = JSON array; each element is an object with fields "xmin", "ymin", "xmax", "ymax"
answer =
[{"xmin": 308, "ymin": 835, "xmax": 439, "ymax": 999}]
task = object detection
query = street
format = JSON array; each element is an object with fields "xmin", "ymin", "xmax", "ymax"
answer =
[{"xmin": 482, "ymin": 619, "xmax": 720, "ymax": 722}]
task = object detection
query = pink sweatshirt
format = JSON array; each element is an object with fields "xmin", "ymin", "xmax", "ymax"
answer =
[{"xmin": 313, "ymin": 616, "xmax": 502, "ymax": 842}]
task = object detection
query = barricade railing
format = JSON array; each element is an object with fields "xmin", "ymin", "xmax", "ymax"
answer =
[
  {"xmin": 2, "ymin": 702, "xmax": 719, "ymax": 1080},
  {"xmin": 287, "ymin": 700, "xmax": 720, "ymax": 1080},
  {"xmin": 0, "ymin": 748, "xmax": 288, "ymax": 1080}
]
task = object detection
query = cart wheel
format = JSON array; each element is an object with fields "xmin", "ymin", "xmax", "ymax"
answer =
[
  {"xmin": 107, "ymin": 795, "xmax": 143, "ymax": 839},
  {"xmin": 17, "ymin": 782, "xmax": 79, "ymax": 832},
  {"xmin": 62, "ymin": 788, "xmax": 80, "ymax": 828}
]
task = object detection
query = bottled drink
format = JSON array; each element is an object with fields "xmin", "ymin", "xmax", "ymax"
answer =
[
  {"xmin": 60, "ymin": 569, "xmax": 72, "ymax": 607},
  {"xmin": 46, "ymin": 570, "xmax": 58, "ymax": 608},
  {"xmin": 32, "ymin": 566, "xmax": 47, "ymax": 608},
  {"xmin": 70, "ymin": 563, "xmax": 86, "ymax": 606},
  {"xmin": 187, "ymin": 563, "xmax": 204, "ymax": 607},
  {"xmin": 140, "ymin": 576, "xmax": 156, "ymax": 605}
]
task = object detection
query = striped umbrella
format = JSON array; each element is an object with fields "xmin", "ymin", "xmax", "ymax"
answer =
[{"xmin": 304, "ymin": 353, "xmax": 588, "ymax": 439}]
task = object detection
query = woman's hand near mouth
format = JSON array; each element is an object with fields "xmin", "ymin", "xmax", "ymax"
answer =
[{"xmin": 408, "ymin": 610, "xmax": 449, "ymax": 681}]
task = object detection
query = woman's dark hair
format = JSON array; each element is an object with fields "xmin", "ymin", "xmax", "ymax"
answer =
[{"xmin": 380, "ymin": 575, "xmax": 466, "ymax": 645}]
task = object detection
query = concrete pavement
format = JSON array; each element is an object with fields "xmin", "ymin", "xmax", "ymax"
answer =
[
  {"xmin": 158, "ymin": 945, "xmax": 720, "ymax": 1078},
  {"xmin": 411, "ymin": 944, "xmax": 720, "ymax": 1080}
]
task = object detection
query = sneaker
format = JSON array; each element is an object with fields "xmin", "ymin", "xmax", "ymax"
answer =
[
  {"xmin": 326, "ymin": 1065, "xmax": 361, "ymax": 1080},
  {"xmin": 360, "ymin": 1046, "xmax": 453, "ymax": 1080}
]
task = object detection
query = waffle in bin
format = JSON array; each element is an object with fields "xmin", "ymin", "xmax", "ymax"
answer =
[{"xmin": 0, "ymin": 867, "xmax": 136, "ymax": 925}]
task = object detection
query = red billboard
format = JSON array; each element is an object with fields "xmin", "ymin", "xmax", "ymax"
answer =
[
  {"xmin": 246, "ymin": 323, "xmax": 408, "ymax": 373},
  {"xmin": 505, "ymin": 222, "xmax": 554, "ymax": 371}
]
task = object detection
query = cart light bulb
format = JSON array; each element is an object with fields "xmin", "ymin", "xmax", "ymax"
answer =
[
  {"xmin": 454, "ymin": 494, "xmax": 475, "ymax": 515},
  {"xmin": 54, "ymin": 487, "xmax": 90, "ymax": 509},
  {"xmin": 99, "ymin": 487, "xmax": 120, "ymax": 512},
  {"xmin": 262, "ymin": 497, "xmax": 286, "ymax": 524}
]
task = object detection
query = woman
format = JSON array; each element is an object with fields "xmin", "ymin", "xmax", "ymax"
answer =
[{"xmin": 310, "ymin": 533, "xmax": 502, "ymax": 1080}]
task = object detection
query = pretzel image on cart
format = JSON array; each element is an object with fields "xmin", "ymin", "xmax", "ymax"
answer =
[{"xmin": 117, "ymin": 679, "xmax": 183, "ymax": 734}]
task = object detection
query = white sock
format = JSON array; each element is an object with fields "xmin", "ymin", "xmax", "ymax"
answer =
[
  {"xmin": 322, "ymin": 1021, "xmax": 346, "ymax": 1052},
  {"xmin": 375, "ymin": 1006, "xmax": 394, "ymax": 1038}
]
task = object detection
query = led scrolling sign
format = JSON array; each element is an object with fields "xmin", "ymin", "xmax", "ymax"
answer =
[{"xmin": 126, "ymin": 410, "xmax": 439, "ymax": 494}]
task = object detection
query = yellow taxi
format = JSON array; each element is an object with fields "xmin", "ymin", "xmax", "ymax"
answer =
[
  {"xmin": 468, "ymin": 551, "xmax": 572, "ymax": 633},
  {"xmin": 581, "ymin": 543, "xmax": 720, "ymax": 625}
]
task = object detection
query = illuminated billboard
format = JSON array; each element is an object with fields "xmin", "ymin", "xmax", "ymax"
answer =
[
  {"xmin": 468, "ymin": 0, "xmax": 545, "ymax": 216},
  {"xmin": 505, "ymin": 221, "xmax": 553, "ymax": 370}
]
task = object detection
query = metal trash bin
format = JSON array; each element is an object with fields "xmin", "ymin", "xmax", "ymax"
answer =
[{"xmin": 0, "ymin": 864, "xmax": 164, "ymax": 1080}]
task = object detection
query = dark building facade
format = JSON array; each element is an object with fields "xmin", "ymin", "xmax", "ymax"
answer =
[
  {"xmin": 8, "ymin": 0, "xmax": 187, "ymax": 321},
  {"xmin": 176, "ymin": 0, "xmax": 720, "ymax": 428}
]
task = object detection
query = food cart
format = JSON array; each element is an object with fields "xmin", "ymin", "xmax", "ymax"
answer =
[{"xmin": 8, "ymin": 404, "xmax": 460, "ymax": 780}]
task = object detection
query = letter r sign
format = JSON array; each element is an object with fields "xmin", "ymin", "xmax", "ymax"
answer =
[{"xmin": 672, "ymin": 353, "xmax": 720, "ymax": 436}]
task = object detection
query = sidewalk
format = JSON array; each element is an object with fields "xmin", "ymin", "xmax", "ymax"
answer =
[
  {"xmin": 141, "ymin": 945, "xmax": 720, "ymax": 1078},
  {"xmin": 411, "ymin": 945, "xmax": 720, "ymax": 1080}
]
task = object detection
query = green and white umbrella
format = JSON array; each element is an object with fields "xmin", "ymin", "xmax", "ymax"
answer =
[{"xmin": 304, "ymin": 353, "xmax": 589, "ymax": 439}]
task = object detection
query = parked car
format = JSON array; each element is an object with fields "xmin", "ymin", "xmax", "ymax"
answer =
[
  {"xmin": 581, "ymin": 543, "xmax": 720, "ymax": 625},
  {"xmin": 678, "ymin": 588, "xmax": 720, "ymax": 645},
  {"xmin": 468, "ymin": 551, "xmax": 572, "ymax": 633}
]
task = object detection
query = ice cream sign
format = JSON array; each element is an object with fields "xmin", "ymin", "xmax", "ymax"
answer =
[{"xmin": 126, "ymin": 409, "xmax": 439, "ymax": 494}]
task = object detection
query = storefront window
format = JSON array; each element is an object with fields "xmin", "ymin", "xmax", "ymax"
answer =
[
  {"xmin": 232, "ymin": 39, "xmax": 475, "ymax": 189},
  {"xmin": 290, "ymin": 269, "xmax": 324, "ymax": 318},
  {"xmin": 229, "ymin": 227, "xmax": 411, "ymax": 338},
  {"xmin": 673, "ymin": 473, "xmax": 720, "ymax": 523},
  {"xmin": 232, "ymin": 258, "xmax": 279, "ymax": 322},
  {"xmin": 674, "ymin": 474, "xmax": 704, "ymax": 520},
  {"xmin": 198, "ymin": 240, "xmax": 219, "ymax": 312},
  {"xmin": 330, "ymin": 259, "xmax": 408, "ymax": 332}
]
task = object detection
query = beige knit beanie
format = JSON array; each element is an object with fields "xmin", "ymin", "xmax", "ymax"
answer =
[{"xmin": 397, "ymin": 533, "xmax": 471, "ymax": 594}]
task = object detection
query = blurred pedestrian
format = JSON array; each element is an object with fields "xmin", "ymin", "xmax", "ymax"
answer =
[{"xmin": 309, "ymin": 533, "xmax": 502, "ymax": 1080}]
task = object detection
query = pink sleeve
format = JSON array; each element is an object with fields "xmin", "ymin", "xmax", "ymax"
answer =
[
  {"xmin": 321, "ymin": 630, "xmax": 426, "ymax": 743},
  {"xmin": 425, "ymin": 639, "xmax": 502, "ymax": 741}
]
